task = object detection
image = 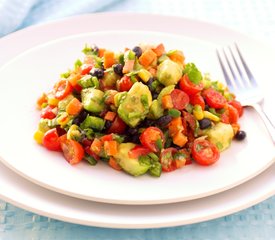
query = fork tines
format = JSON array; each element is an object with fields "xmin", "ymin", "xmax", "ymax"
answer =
[{"xmin": 216, "ymin": 43, "xmax": 258, "ymax": 93}]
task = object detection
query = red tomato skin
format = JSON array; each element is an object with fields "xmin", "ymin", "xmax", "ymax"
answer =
[
  {"xmin": 179, "ymin": 75, "xmax": 203, "ymax": 95},
  {"xmin": 107, "ymin": 116, "xmax": 127, "ymax": 134},
  {"xmin": 42, "ymin": 128, "xmax": 61, "ymax": 151},
  {"xmin": 228, "ymin": 100, "xmax": 243, "ymax": 117},
  {"xmin": 139, "ymin": 127, "xmax": 164, "ymax": 152},
  {"xmin": 220, "ymin": 112, "xmax": 230, "ymax": 124},
  {"xmin": 54, "ymin": 80, "xmax": 73, "ymax": 100},
  {"xmin": 128, "ymin": 146, "xmax": 152, "ymax": 159},
  {"xmin": 221, "ymin": 104, "xmax": 239, "ymax": 124},
  {"xmin": 202, "ymin": 88, "xmax": 227, "ymax": 109},
  {"xmin": 177, "ymin": 148, "xmax": 192, "ymax": 166},
  {"xmin": 40, "ymin": 105, "xmax": 56, "ymax": 119},
  {"xmin": 117, "ymin": 76, "xmax": 133, "ymax": 92},
  {"xmin": 81, "ymin": 64, "xmax": 93, "ymax": 75},
  {"xmin": 189, "ymin": 93, "xmax": 205, "ymax": 110},
  {"xmin": 59, "ymin": 136, "xmax": 84, "ymax": 165},
  {"xmin": 160, "ymin": 148, "xmax": 177, "ymax": 172},
  {"xmin": 227, "ymin": 104, "xmax": 239, "ymax": 124},
  {"xmin": 170, "ymin": 89, "xmax": 190, "ymax": 110},
  {"xmin": 191, "ymin": 139, "xmax": 220, "ymax": 166}
]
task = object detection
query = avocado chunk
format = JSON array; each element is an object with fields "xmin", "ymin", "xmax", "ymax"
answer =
[
  {"xmin": 80, "ymin": 115, "xmax": 105, "ymax": 131},
  {"xmin": 58, "ymin": 94, "xmax": 74, "ymax": 111},
  {"xmin": 148, "ymin": 99, "xmax": 164, "ymax": 119},
  {"xmin": 81, "ymin": 88, "xmax": 105, "ymax": 113},
  {"xmin": 117, "ymin": 82, "xmax": 152, "ymax": 127},
  {"xmin": 204, "ymin": 122, "xmax": 234, "ymax": 151},
  {"xmin": 157, "ymin": 59, "xmax": 183, "ymax": 86},
  {"xmin": 114, "ymin": 143, "xmax": 150, "ymax": 176}
]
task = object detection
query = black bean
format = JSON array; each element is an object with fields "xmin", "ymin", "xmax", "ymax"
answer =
[
  {"xmin": 91, "ymin": 44, "xmax": 99, "ymax": 54},
  {"xmin": 90, "ymin": 68, "xmax": 104, "ymax": 79},
  {"xmin": 235, "ymin": 130, "xmax": 246, "ymax": 141},
  {"xmin": 72, "ymin": 110, "xmax": 88, "ymax": 125},
  {"xmin": 145, "ymin": 77, "xmax": 154, "ymax": 86},
  {"xmin": 132, "ymin": 46, "xmax": 142, "ymax": 58},
  {"xmin": 131, "ymin": 134, "xmax": 141, "ymax": 144},
  {"xmin": 141, "ymin": 119, "xmax": 155, "ymax": 127},
  {"xmin": 113, "ymin": 64, "xmax": 123, "ymax": 76},
  {"xmin": 104, "ymin": 120, "xmax": 112, "ymax": 130},
  {"xmin": 156, "ymin": 115, "xmax": 172, "ymax": 128},
  {"xmin": 152, "ymin": 92, "xmax": 159, "ymax": 100},
  {"xmin": 198, "ymin": 118, "xmax": 212, "ymax": 129},
  {"xmin": 204, "ymin": 105, "xmax": 210, "ymax": 111},
  {"xmin": 145, "ymin": 77, "xmax": 154, "ymax": 92},
  {"xmin": 127, "ymin": 127, "xmax": 138, "ymax": 135}
]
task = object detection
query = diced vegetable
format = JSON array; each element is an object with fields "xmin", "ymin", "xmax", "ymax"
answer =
[{"xmin": 35, "ymin": 43, "xmax": 245, "ymax": 177}]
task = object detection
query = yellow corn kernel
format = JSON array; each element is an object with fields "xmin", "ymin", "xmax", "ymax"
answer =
[
  {"xmin": 57, "ymin": 112, "xmax": 70, "ymax": 126},
  {"xmin": 33, "ymin": 130, "xmax": 44, "ymax": 144},
  {"xmin": 217, "ymin": 81, "xmax": 226, "ymax": 91},
  {"xmin": 67, "ymin": 124, "xmax": 81, "ymax": 140},
  {"xmin": 193, "ymin": 105, "xmax": 204, "ymax": 120},
  {"xmin": 48, "ymin": 96, "xmax": 59, "ymax": 106},
  {"xmin": 203, "ymin": 111, "xmax": 220, "ymax": 122},
  {"xmin": 137, "ymin": 69, "xmax": 152, "ymax": 83}
]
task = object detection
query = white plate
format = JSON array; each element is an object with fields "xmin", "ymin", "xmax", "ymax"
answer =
[
  {"xmin": 0, "ymin": 13, "xmax": 274, "ymax": 206},
  {"xmin": 0, "ymin": 12, "xmax": 274, "ymax": 228},
  {"xmin": 0, "ymin": 159, "xmax": 274, "ymax": 229}
]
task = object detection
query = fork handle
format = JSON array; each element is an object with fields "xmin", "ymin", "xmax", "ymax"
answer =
[{"xmin": 252, "ymin": 103, "xmax": 275, "ymax": 144}]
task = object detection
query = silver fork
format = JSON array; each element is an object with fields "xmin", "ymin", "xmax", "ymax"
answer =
[{"xmin": 216, "ymin": 43, "xmax": 275, "ymax": 144}]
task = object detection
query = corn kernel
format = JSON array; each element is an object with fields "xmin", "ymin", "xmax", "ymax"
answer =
[
  {"xmin": 193, "ymin": 105, "xmax": 204, "ymax": 120},
  {"xmin": 203, "ymin": 111, "xmax": 220, "ymax": 122},
  {"xmin": 137, "ymin": 69, "xmax": 152, "ymax": 83},
  {"xmin": 57, "ymin": 112, "xmax": 70, "ymax": 126},
  {"xmin": 33, "ymin": 130, "xmax": 44, "ymax": 144},
  {"xmin": 48, "ymin": 96, "xmax": 59, "ymax": 106}
]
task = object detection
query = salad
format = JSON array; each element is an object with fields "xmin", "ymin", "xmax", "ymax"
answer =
[{"xmin": 34, "ymin": 43, "xmax": 246, "ymax": 177}]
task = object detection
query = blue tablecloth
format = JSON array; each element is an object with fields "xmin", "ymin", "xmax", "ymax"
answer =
[{"xmin": 1, "ymin": 0, "xmax": 275, "ymax": 239}]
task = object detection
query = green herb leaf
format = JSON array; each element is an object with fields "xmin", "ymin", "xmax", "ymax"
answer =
[
  {"xmin": 168, "ymin": 108, "xmax": 181, "ymax": 118},
  {"xmin": 149, "ymin": 161, "xmax": 162, "ymax": 177},
  {"xmin": 84, "ymin": 154, "xmax": 98, "ymax": 166},
  {"xmin": 183, "ymin": 63, "xmax": 202, "ymax": 84},
  {"xmin": 74, "ymin": 59, "xmax": 82, "ymax": 69}
]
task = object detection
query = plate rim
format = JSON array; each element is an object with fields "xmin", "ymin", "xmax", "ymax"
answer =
[
  {"xmin": 0, "ymin": 160, "xmax": 274, "ymax": 228},
  {"xmin": 0, "ymin": 13, "xmax": 274, "ymax": 206}
]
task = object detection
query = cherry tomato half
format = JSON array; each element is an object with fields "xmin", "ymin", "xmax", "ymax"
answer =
[
  {"xmin": 202, "ymin": 88, "xmax": 227, "ymax": 109},
  {"xmin": 174, "ymin": 148, "xmax": 191, "ymax": 169},
  {"xmin": 191, "ymin": 139, "xmax": 220, "ymax": 166},
  {"xmin": 179, "ymin": 75, "xmax": 203, "ymax": 95},
  {"xmin": 54, "ymin": 79, "xmax": 73, "ymax": 100},
  {"xmin": 117, "ymin": 75, "xmax": 133, "ymax": 92},
  {"xmin": 140, "ymin": 127, "xmax": 165, "ymax": 152},
  {"xmin": 59, "ymin": 135, "xmax": 84, "ymax": 165},
  {"xmin": 221, "ymin": 104, "xmax": 239, "ymax": 124},
  {"xmin": 228, "ymin": 99, "xmax": 243, "ymax": 117},
  {"xmin": 170, "ymin": 89, "xmax": 189, "ymax": 110},
  {"xmin": 42, "ymin": 128, "xmax": 61, "ymax": 151},
  {"xmin": 40, "ymin": 105, "xmax": 56, "ymax": 119},
  {"xmin": 160, "ymin": 148, "xmax": 177, "ymax": 172},
  {"xmin": 189, "ymin": 93, "xmax": 205, "ymax": 110},
  {"xmin": 160, "ymin": 148, "xmax": 190, "ymax": 172},
  {"xmin": 128, "ymin": 145, "xmax": 152, "ymax": 159}
]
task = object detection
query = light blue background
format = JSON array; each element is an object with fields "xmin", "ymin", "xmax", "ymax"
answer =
[{"xmin": 0, "ymin": 0, "xmax": 275, "ymax": 239}]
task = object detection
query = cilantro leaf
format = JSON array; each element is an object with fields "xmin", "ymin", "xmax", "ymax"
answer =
[{"xmin": 183, "ymin": 63, "xmax": 202, "ymax": 84}]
